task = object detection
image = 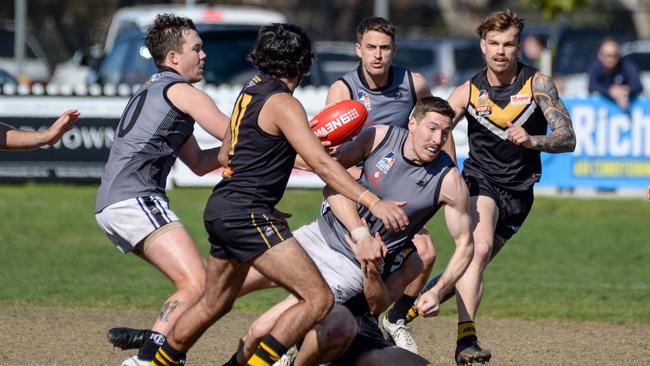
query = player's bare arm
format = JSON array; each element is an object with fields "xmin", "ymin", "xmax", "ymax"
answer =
[
  {"xmin": 324, "ymin": 184, "xmax": 389, "ymax": 271},
  {"xmin": 417, "ymin": 167, "xmax": 473, "ymax": 317},
  {"xmin": 0, "ymin": 109, "xmax": 80, "ymax": 150},
  {"xmin": 334, "ymin": 125, "xmax": 389, "ymax": 168},
  {"xmin": 166, "ymin": 83, "xmax": 229, "ymax": 140},
  {"xmin": 267, "ymin": 92, "xmax": 408, "ymax": 231},
  {"xmin": 510, "ymin": 73, "xmax": 576, "ymax": 153},
  {"xmin": 441, "ymin": 81, "xmax": 470, "ymax": 162},
  {"xmin": 326, "ymin": 79, "xmax": 352, "ymax": 104},
  {"xmin": 412, "ymin": 72, "xmax": 433, "ymax": 100},
  {"xmin": 177, "ymin": 135, "xmax": 221, "ymax": 176}
]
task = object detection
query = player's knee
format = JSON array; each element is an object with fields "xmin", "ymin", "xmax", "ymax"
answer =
[
  {"xmin": 310, "ymin": 289, "xmax": 334, "ymax": 322},
  {"xmin": 414, "ymin": 237, "xmax": 436, "ymax": 268},
  {"xmin": 473, "ymin": 238, "xmax": 493, "ymax": 267},
  {"xmin": 418, "ymin": 244, "xmax": 436, "ymax": 269},
  {"xmin": 246, "ymin": 318, "xmax": 271, "ymax": 346},
  {"xmin": 323, "ymin": 314, "xmax": 357, "ymax": 349}
]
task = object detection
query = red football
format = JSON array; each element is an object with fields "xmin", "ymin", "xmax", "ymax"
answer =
[{"xmin": 310, "ymin": 99, "xmax": 368, "ymax": 146}]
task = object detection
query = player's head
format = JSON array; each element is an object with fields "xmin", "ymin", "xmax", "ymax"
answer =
[
  {"xmin": 355, "ymin": 17, "xmax": 395, "ymax": 78},
  {"xmin": 477, "ymin": 10, "xmax": 524, "ymax": 75},
  {"xmin": 248, "ymin": 23, "xmax": 313, "ymax": 83},
  {"xmin": 406, "ymin": 96, "xmax": 454, "ymax": 163},
  {"xmin": 146, "ymin": 14, "xmax": 205, "ymax": 83}
]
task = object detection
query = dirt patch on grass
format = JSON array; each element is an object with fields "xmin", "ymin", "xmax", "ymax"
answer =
[{"xmin": 0, "ymin": 306, "xmax": 647, "ymax": 365}]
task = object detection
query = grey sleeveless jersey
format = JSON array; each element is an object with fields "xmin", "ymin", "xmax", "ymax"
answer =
[
  {"xmin": 318, "ymin": 127, "xmax": 455, "ymax": 265},
  {"xmin": 340, "ymin": 65, "xmax": 416, "ymax": 128},
  {"xmin": 95, "ymin": 71, "xmax": 194, "ymax": 212}
]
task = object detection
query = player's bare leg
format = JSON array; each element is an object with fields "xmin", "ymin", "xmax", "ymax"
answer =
[
  {"xmin": 453, "ymin": 195, "xmax": 498, "ymax": 365},
  {"xmin": 246, "ymin": 237, "xmax": 334, "ymax": 364},
  {"xmin": 382, "ymin": 229, "xmax": 435, "ymax": 354},
  {"xmin": 114, "ymin": 225, "xmax": 205, "ymax": 365}
]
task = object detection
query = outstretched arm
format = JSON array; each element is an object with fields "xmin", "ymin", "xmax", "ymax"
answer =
[
  {"xmin": 271, "ymin": 93, "xmax": 408, "ymax": 231},
  {"xmin": 510, "ymin": 73, "xmax": 576, "ymax": 153},
  {"xmin": 0, "ymin": 109, "xmax": 80, "ymax": 150},
  {"xmin": 417, "ymin": 168, "xmax": 473, "ymax": 317},
  {"xmin": 178, "ymin": 135, "xmax": 221, "ymax": 176}
]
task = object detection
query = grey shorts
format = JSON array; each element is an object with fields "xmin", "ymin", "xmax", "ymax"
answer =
[
  {"xmin": 293, "ymin": 221, "xmax": 364, "ymax": 304},
  {"xmin": 95, "ymin": 195, "xmax": 180, "ymax": 253}
]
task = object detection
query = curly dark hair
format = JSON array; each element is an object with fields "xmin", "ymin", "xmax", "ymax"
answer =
[
  {"xmin": 248, "ymin": 23, "xmax": 313, "ymax": 79},
  {"xmin": 476, "ymin": 9, "xmax": 524, "ymax": 41},
  {"xmin": 145, "ymin": 14, "xmax": 197, "ymax": 67},
  {"xmin": 412, "ymin": 96, "xmax": 455, "ymax": 121},
  {"xmin": 356, "ymin": 17, "xmax": 395, "ymax": 44}
]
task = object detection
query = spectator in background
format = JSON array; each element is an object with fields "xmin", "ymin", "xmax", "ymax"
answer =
[
  {"xmin": 520, "ymin": 33, "xmax": 546, "ymax": 69},
  {"xmin": 587, "ymin": 37, "xmax": 643, "ymax": 111}
]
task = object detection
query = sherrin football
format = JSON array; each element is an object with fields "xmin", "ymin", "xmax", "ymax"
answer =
[{"xmin": 310, "ymin": 99, "xmax": 368, "ymax": 146}]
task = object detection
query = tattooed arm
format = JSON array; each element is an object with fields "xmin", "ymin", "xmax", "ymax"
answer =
[{"xmin": 507, "ymin": 73, "xmax": 576, "ymax": 153}]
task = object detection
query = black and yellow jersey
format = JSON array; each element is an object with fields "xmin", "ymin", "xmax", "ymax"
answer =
[
  {"xmin": 463, "ymin": 63, "xmax": 548, "ymax": 191},
  {"xmin": 204, "ymin": 74, "xmax": 296, "ymax": 218}
]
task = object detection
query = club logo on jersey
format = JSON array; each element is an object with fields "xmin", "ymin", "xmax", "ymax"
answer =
[
  {"xmin": 357, "ymin": 90, "xmax": 372, "ymax": 111},
  {"xmin": 476, "ymin": 89, "xmax": 492, "ymax": 116},
  {"xmin": 376, "ymin": 151, "xmax": 396, "ymax": 174},
  {"xmin": 368, "ymin": 151, "xmax": 396, "ymax": 187},
  {"xmin": 510, "ymin": 94, "xmax": 531, "ymax": 105}
]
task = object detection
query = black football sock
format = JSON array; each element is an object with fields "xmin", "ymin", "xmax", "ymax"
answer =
[
  {"xmin": 246, "ymin": 334, "xmax": 288, "ymax": 366},
  {"xmin": 457, "ymin": 321, "xmax": 478, "ymax": 346},
  {"xmin": 387, "ymin": 294, "xmax": 418, "ymax": 323},
  {"xmin": 137, "ymin": 331, "xmax": 165, "ymax": 361},
  {"xmin": 151, "ymin": 340, "xmax": 185, "ymax": 366}
]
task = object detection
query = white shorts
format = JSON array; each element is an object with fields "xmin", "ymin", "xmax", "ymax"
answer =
[
  {"xmin": 95, "ymin": 195, "xmax": 180, "ymax": 254},
  {"xmin": 293, "ymin": 221, "xmax": 363, "ymax": 304}
]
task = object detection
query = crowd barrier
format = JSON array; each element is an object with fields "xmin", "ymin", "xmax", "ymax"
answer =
[{"xmin": 0, "ymin": 85, "xmax": 648, "ymax": 192}]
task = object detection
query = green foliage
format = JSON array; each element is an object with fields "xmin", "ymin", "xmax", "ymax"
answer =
[
  {"xmin": 0, "ymin": 184, "xmax": 649, "ymax": 324},
  {"xmin": 521, "ymin": 0, "xmax": 588, "ymax": 19}
]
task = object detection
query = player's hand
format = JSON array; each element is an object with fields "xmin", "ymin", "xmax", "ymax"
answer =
[
  {"xmin": 506, "ymin": 120, "xmax": 532, "ymax": 148},
  {"xmin": 645, "ymin": 185, "xmax": 650, "ymax": 200},
  {"xmin": 363, "ymin": 253, "xmax": 383, "ymax": 279},
  {"xmin": 417, "ymin": 289, "xmax": 442, "ymax": 318},
  {"xmin": 43, "ymin": 109, "xmax": 80, "ymax": 146},
  {"xmin": 369, "ymin": 199, "xmax": 408, "ymax": 232},
  {"xmin": 344, "ymin": 233, "xmax": 386, "ymax": 274},
  {"xmin": 309, "ymin": 118, "xmax": 333, "ymax": 150}
]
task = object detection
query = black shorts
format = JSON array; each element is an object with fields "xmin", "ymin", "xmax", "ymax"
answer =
[
  {"xmin": 205, "ymin": 210, "xmax": 293, "ymax": 263},
  {"xmin": 329, "ymin": 314, "xmax": 393, "ymax": 366},
  {"xmin": 463, "ymin": 172, "xmax": 534, "ymax": 240}
]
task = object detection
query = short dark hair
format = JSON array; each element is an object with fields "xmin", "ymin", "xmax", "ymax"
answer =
[
  {"xmin": 412, "ymin": 96, "xmax": 455, "ymax": 122},
  {"xmin": 476, "ymin": 9, "xmax": 524, "ymax": 41},
  {"xmin": 248, "ymin": 23, "xmax": 313, "ymax": 79},
  {"xmin": 145, "ymin": 14, "xmax": 197, "ymax": 67},
  {"xmin": 356, "ymin": 17, "xmax": 395, "ymax": 44}
]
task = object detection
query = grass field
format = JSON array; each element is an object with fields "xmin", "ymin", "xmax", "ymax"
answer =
[{"xmin": 1, "ymin": 184, "xmax": 649, "ymax": 324}]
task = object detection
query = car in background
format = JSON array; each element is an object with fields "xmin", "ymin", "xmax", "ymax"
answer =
[
  {"xmin": 94, "ymin": 25, "xmax": 265, "ymax": 86},
  {"xmin": 0, "ymin": 67, "xmax": 17, "ymax": 84},
  {"xmin": 91, "ymin": 4, "xmax": 285, "ymax": 87},
  {"xmin": 303, "ymin": 41, "xmax": 358, "ymax": 87},
  {"xmin": 0, "ymin": 23, "xmax": 50, "ymax": 84},
  {"xmin": 103, "ymin": 4, "xmax": 285, "ymax": 53},
  {"xmin": 393, "ymin": 37, "xmax": 484, "ymax": 88}
]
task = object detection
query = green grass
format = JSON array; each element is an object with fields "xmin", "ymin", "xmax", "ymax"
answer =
[{"xmin": 1, "ymin": 184, "xmax": 649, "ymax": 324}]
